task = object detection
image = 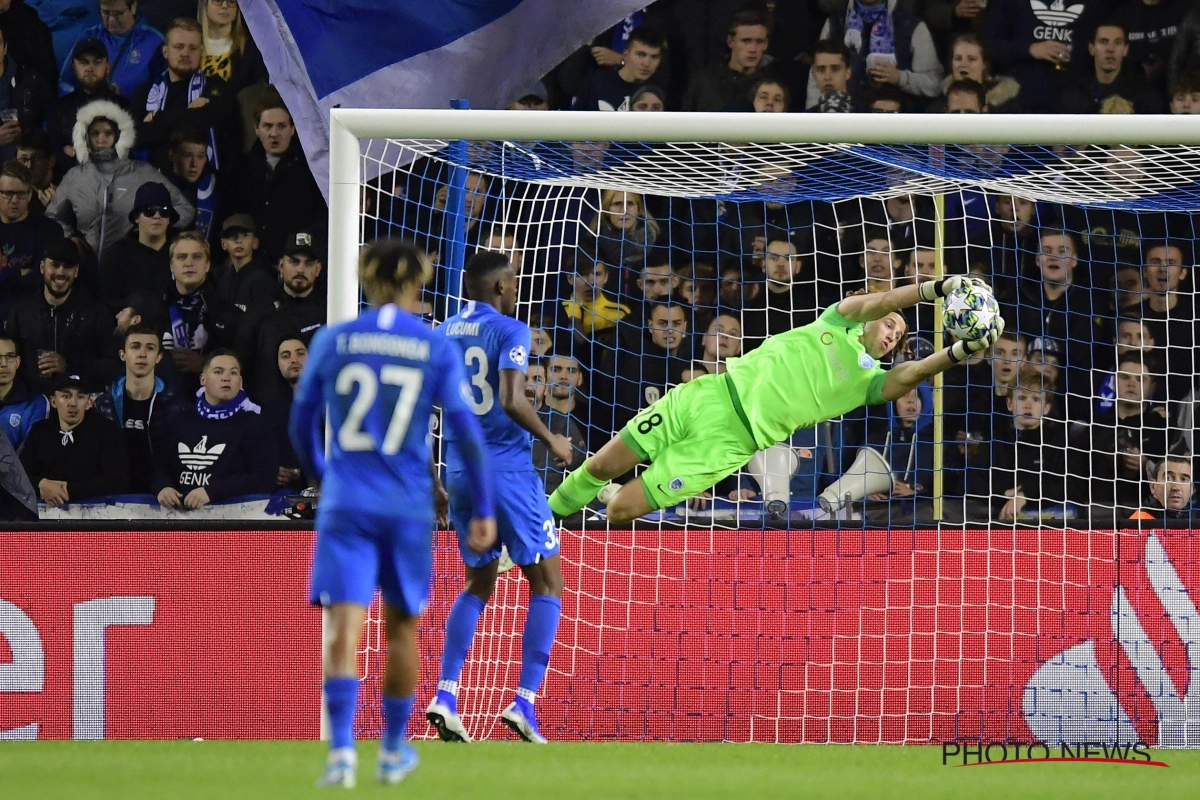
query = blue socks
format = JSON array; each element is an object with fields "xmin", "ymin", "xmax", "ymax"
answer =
[
  {"xmin": 439, "ymin": 592, "xmax": 487, "ymax": 688},
  {"xmin": 518, "ymin": 595, "xmax": 562, "ymax": 699},
  {"xmin": 382, "ymin": 693, "xmax": 414, "ymax": 752},
  {"xmin": 324, "ymin": 676, "xmax": 359, "ymax": 750}
]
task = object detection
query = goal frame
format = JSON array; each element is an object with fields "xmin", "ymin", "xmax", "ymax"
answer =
[{"xmin": 327, "ymin": 109, "xmax": 1200, "ymax": 326}]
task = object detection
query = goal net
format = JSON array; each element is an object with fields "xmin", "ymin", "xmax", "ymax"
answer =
[{"xmin": 334, "ymin": 111, "xmax": 1200, "ymax": 746}]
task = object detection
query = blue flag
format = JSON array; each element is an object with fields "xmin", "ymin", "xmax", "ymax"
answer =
[{"xmin": 242, "ymin": 0, "xmax": 649, "ymax": 197}]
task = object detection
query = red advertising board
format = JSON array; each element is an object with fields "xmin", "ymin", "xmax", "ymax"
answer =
[
  {"xmin": 4, "ymin": 528, "xmax": 1197, "ymax": 743},
  {"xmin": 0, "ymin": 530, "xmax": 321, "ymax": 740}
]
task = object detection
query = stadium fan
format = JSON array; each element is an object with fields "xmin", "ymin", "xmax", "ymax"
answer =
[
  {"xmin": 741, "ymin": 233, "xmax": 820, "ymax": 345},
  {"xmin": 681, "ymin": 313, "xmax": 741, "ymax": 383},
  {"xmin": 288, "ymin": 240, "xmax": 496, "ymax": 787},
  {"xmin": 1170, "ymin": 3, "xmax": 1200, "ymax": 82},
  {"xmin": 164, "ymin": 125, "xmax": 217, "ymax": 240},
  {"xmin": 97, "ymin": 181, "xmax": 176, "ymax": 312},
  {"xmin": 629, "ymin": 83, "xmax": 666, "ymax": 111},
  {"xmin": 15, "ymin": 130, "xmax": 55, "ymax": 213},
  {"xmin": 1139, "ymin": 240, "xmax": 1196, "ymax": 401},
  {"xmin": 1059, "ymin": 22, "xmax": 1164, "ymax": 113},
  {"xmin": 507, "ymin": 81, "xmax": 550, "ymax": 110},
  {"xmin": 1167, "ymin": 70, "xmax": 1200, "ymax": 112},
  {"xmin": 1094, "ymin": 317, "xmax": 1156, "ymax": 416},
  {"xmin": 1090, "ymin": 351, "xmax": 1169, "ymax": 510},
  {"xmin": 0, "ymin": 160, "xmax": 62, "ymax": 313},
  {"xmin": 587, "ymin": 189, "xmax": 659, "ymax": 271},
  {"xmin": 928, "ymin": 33, "xmax": 1021, "ymax": 113},
  {"xmin": 52, "ymin": 36, "xmax": 126, "ymax": 173},
  {"xmin": 59, "ymin": 0, "xmax": 164, "ymax": 98},
  {"xmin": 427, "ymin": 251, "xmax": 573, "ymax": 746},
  {"xmin": 963, "ymin": 194, "xmax": 1037, "ymax": 305},
  {"xmin": 213, "ymin": 213, "xmax": 274, "ymax": 312},
  {"xmin": 231, "ymin": 95, "xmax": 325, "ymax": 263},
  {"xmin": 573, "ymin": 25, "xmax": 665, "ymax": 111},
  {"xmin": 4, "ymin": 237, "xmax": 116, "ymax": 392},
  {"xmin": 809, "ymin": 0, "xmax": 943, "ymax": 111},
  {"xmin": 131, "ymin": 17, "xmax": 235, "ymax": 171},
  {"xmin": 21, "ymin": 372, "xmax": 128, "ymax": 506},
  {"xmin": 47, "ymin": 99, "xmax": 194, "ymax": 257},
  {"xmin": 749, "ymin": 77, "xmax": 789, "ymax": 112},
  {"xmin": 93, "ymin": 324, "xmax": 185, "ymax": 494},
  {"xmin": 943, "ymin": 78, "xmax": 987, "ymax": 112},
  {"xmin": 549, "ymin": 276, "xmax": 1004, "ymax": 525},
  {"xmin": 161, "ymin": 231, "xmax": 242, "ymax": 386},
  {"xmin": 0, "ymin": 0, "xmax": 56, "ymax": 79},
  {"xmin": 238, "ymin": 228, "xmax": 325, "ymax": 405},
  {"xmin": 867, "ymin": 85, "xmax": 905, "ymax": 111},
  {"xmin": 807, "ymin": 38, "xmax": 855, "ymax": 110},
  {"xmin": 1128, "ymin": 455, "xmax": 1197, "ymax": 521},
  {"xmin": 556, "ymin": 251, "xmax": 630, "ymax": 348},
  {"xmin": 616, "ymin": 301, "xmax": 690, "ymax": 419},
  {"xmin": 624, "ymin": 254, "xmax": 678, "ymax": 323},
  {"xmin": 265, "ymin": 334, "xmax": 307, "ymax": 491},
  {"xmin": 197, "ymin": 0, "xmax": 267, "ymax": 96},
  {"xmin": 1111, "ymin": 0, "xmax": 1184, "ymax": 91},
  {"xmin": 154, "ymin": 348, "xmax": 274, "ymax": 511},
  {"xmin": 682, "ymin": 10, "xmax": 772, "ymax": 112},
  {"xmin": 863, "ymin": 383, "xmax": 934, "ymax": 504},
  {"xmin": 531, "ymin": 353, "xmax": 587, "ymax": 496},
  {"xmin": 860, "ymin": 226, "xmax": 898, "ymax": 294},
  {"xmin": 0, "ymin": 333, "xmax": 48, "ymax": 447}
]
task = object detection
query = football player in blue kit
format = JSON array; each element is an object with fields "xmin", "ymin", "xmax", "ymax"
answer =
[
  {"xmin": 427, "ymin": 251, "xmax": 575, "ymax": 745},
  {"xmin": 290, "ymin": 240, "xmax": 497, "ymax": 787}
]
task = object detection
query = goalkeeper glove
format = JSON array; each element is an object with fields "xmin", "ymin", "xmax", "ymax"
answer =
[
  {"xmin": 948, "ymin": 316, "xmax": 1005, "ymax": 363},
  {"xmin": 918, "ymin": 275, "xmax": 982, "ymax": 302}
]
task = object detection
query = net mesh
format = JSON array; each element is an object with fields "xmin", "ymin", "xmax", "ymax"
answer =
[{"xmin": 348, "ymin": 136, "xmax": 1200, "ymax": 744}]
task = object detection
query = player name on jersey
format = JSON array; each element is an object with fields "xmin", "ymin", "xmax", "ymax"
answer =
[
  {"xmin": 442, "ymin": 321, "xmax": 480, "ymax": 337},
  {"xmin": 335, "ymin": 332, "xmax": 431, "ymax": 361}
]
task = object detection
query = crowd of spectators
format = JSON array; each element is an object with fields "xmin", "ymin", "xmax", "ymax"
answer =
[
  {"xmin": 0, "ymin": 0, "xmax": 325, "ymax": 512},
  {"xmin": 2, "ymin": 0, "xmax": 1199, "ymax": 525}
]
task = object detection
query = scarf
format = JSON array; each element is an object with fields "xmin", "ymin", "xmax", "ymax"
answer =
[
  {"xmin": 844, "ymin": 0, "xmax": 894, "ymax": 58},
  {"xmin": 144, "ymin": 70, "xmax": 219, "ymax": 169},
  {"xmin": 168, "ymin": 288, "xmax": 209, "ymax": 351},
  {"xmin": 196, "ymin": 388, "xmax": 259, "ymax": 420}
]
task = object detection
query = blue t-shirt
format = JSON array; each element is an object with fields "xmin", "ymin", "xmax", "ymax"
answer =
[
  {"xmin": 441, "ymin": 301, "xmax": 533, "ymax": 473},
  {"xmin": 289, "ymin": 304, "xmax": 492, "ymax": 520}
]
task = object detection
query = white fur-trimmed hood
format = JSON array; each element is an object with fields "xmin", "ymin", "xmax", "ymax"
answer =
[{"xmin": 72, "ymin": 99, "xmax": 137, "ymax": 163}]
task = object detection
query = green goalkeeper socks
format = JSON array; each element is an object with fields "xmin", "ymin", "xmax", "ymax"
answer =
[{"xmin": 548, "ymin": 460, "xmax": 608, "ymax": 518}]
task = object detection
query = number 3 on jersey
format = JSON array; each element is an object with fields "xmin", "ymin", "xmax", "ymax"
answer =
[
  {"xmin": 335, "ymin": 362, "xmax": 424, "ymax": 455},
  {"xmin": 463, "ymin": 345, "xmax": 494, "ymax": 415}
]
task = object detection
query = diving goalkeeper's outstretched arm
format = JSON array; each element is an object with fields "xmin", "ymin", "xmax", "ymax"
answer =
[
  {"xmin": 836, "ymin": 276, "xmax": 976, "ymax": 324},
  {"xmin": 880, "ymin": 316, "xmax": 1005, "ymax": 402}
]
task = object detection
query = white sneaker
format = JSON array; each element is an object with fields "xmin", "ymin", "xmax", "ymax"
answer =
[
  {"xmin": 376, "ymin": 744, "xmax": 419, "ymax": 785},
  {"xmin": 426, "ymin": 697, "xmax": 472, "ymax": 742},
  {"xmin": 315, "ymin": 747, "xmax": 357, "ymax": 788},
  {"xmin": 597, "ymin": 482, "xmax": 622, "ymax": 506},
  {"xmin": 500, "ymin": 701, "xmax": 547, "ymax": 744}
]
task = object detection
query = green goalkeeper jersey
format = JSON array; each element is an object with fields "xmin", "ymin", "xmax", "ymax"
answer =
[{"xmin": 724, "ymin": 304, "xmax": 888, "ymax": 449}]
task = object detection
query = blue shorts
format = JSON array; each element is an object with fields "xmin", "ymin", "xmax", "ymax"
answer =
[
  {"xmin": 309, "ymin": 509, "xmax": 433, "ymax": 616},
  {"xmin": 448, "ymin": 468, "xmax": 558, "ymax": 569}
]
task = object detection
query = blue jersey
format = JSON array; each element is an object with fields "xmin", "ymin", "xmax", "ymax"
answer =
[
  {"xmin": 289, "ymin": 304, "xmax": 494, "ymax": 521},
  {"xmin": 441, "ymin": 301, "xmax": 534, "ymax": 473}
]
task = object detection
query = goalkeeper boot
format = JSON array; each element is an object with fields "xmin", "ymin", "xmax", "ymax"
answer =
[
  {"xmin": 376, "ymin": 743, "xmax": 419, "ymax": 785},
  {"xmin": 426, "ymin": 693, "xmax": 472, "ymax": 743},
  {"xmin": 316, "ymin": 747, "xmax": 357, "ymax": 789},
  {"xmin": 501, "ymin": 698, "xmax": 547, "ymax": 744}
]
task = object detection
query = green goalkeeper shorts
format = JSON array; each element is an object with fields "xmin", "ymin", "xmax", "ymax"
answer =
[{"xmin": 618, "ymin": 372, "xmax": 759, "ymax": 511}]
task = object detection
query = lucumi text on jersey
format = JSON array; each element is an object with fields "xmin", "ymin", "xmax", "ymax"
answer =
[
  {"xmin": 336, "ymin": 332, "xmax": 431, "ymax": 361},
  {"xmin": 442, "ymin": 321, "xmax": 480, "ymax": 337}
]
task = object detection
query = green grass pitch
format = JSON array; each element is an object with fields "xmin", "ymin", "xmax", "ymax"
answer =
[{"xmin": 3, "ymin": 741, "xmax": 1200, "ymax": 799}]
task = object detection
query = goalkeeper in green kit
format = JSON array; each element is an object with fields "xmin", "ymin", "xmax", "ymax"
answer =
[{"xmin": 547, "ymin": 277, "xmax": 1004, "ymax": 524}]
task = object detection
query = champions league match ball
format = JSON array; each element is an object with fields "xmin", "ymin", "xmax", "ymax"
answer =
[{"xmin": 942, "ymin": 282, "xmax": 1000, "ymax": 341}]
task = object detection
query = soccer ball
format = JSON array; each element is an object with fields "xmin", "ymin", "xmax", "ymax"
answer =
[{"xmin": 942, "ymin": 282, "xmax": 999, "ymax": 341}]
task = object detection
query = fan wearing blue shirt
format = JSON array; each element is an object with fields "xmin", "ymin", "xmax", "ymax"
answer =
[
  {"xmin": 289, "ymin": 240, "xmax": 496, "ymax": 788},
  {"xmin": 428, "ymin": 251, "xmax": 574, "ymax": 746}
]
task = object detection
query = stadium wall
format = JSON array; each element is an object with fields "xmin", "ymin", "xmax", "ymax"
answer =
[{"xmin": 2, "ymin": 527, "xmax": 1195, "ymax": 744}]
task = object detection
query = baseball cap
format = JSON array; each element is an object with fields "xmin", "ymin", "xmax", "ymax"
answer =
[
  {"xmin": 42, "ymin": 238, "xmax": 80, "ymax": 266},
  {"xmin": 283, "ymin": 229, "xmax": 320, "ymax": 259},
  {"xmin": 221, "ymin": 214, "xmax": 257, "ymax": 237},
  {"xmin": 1026, "ymin": 336, "xmax": 1063, "ymax": 359},
  {"xmin": 72, "ymin": 37, "xmax": 107, "ymax": 62},
  {"xmin": 51, "ymin": 373, "xmax": 89, "ymax": 393}
]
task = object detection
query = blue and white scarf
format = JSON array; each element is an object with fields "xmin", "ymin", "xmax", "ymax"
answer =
[
  {"xmin": 168, "ymin": 289, "xmax": 208, "ymax": 351},
  {"xmin": 844, "ymin": 1, "xmax": 895, "ymax": 58},
  {"xmin": 196, "ymin": 388, "xmax": 260, "ymax": 420},
  {"xmin": 144, "ymin": 70, "xmax": 220, "ymax": 170}
]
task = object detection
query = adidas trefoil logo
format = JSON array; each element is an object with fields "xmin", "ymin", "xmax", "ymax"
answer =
[
  {"xmin": 1030, "ymin": 0, "xmax": 1085, "ymax": 27},
  {"xmin": 179, "ymin": 435, "xmax": 226, "ymax": 471}
]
